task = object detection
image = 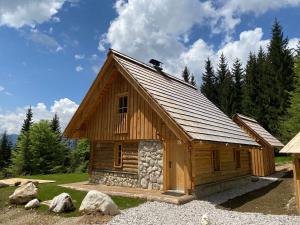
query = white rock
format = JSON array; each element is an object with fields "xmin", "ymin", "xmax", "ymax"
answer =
[
  {"xmin": 79, "ymin": 190, "xmax": 120, "ymax": 216},
  {"xmin": 9, "ymin": 182, "xmax": 38, "ymax": 204},
  {"xmin": 49, "ymin": 193, "xmax": 75, "ymax": 213},
  {"xmin": 0, "ymin": 182, "xmax": 9, "ymax": 188},
  {"xmin": 25, "ymin": 198, "xmax": 40, "ymax": 210},
  {"xmin": 201, "ymin": 214, "xmax": 210, "ymax": 225}
]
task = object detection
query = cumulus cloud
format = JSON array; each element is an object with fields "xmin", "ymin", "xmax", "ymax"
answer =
[
  {"xmin": 75, "ymin": 65, "xmax": 83, "ymax": 72},
  {"xmin": 100, "ymin": 0, "xmax": 300, "ymax": 82},
  {"xmin": 0, "ymin": 85, "xmax": 4, "ymax": 92},
  {"xmin": 0, "ymin": 0, "xmax": 76, "ymax": 28},
  {"xmin": 0, "ymin": 98, "xmax": 78, "ymax": 134}
]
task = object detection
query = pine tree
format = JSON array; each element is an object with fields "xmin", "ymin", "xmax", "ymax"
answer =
[
  {"xmin": 201, "ymin": 58, "xmax": 218, "ymax": 105},
  {"xmin": 0, "ymin": 131, "xmax": 12, "ymax": 169},
  {"xmin": 231, "ymin": 58, "xmax": 244, "ymax": 114},
  {"xmin": 21, "ymin": 107, "xmax": 33, "ymax": 133},
  {"xmin": 51, "ymin": 113, "xmax": 61, "ymax": 134},
  {"xmin": 242, "ymin": 52, "xmax": 259, "ymax": 117},
  {"xmin": 216, "ymin": 53, "xmax": 234, "ymax": 116},
  {"xmin": 182, "ymin": 66, "xmax": 191, "ymax": 83},
  {"xmin": 190, "ymin": 75, "xmax": 196, "ymax": 86},
  {"xmin": 281, "ymin": 49, "xmax": 300, "ymax": 142},
  {"xmin": 268, "ymin": 18, "xmax": 295, "ymax": 117}
]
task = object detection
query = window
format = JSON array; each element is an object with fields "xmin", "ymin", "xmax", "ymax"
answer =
[
  {"xmin": 114, "ymin": 143, "xmax": 122, "ymax": 167},
  {"xmin": 234, "ymin": 150, "xmax": 241, "ymax": 169},
  {"xmin": 118, "ymin": 96, "xmax": 128, "ymax": 113},
  {"xmin": 212, "ymin": 150, "xmax": 220, "ymax": 171}
]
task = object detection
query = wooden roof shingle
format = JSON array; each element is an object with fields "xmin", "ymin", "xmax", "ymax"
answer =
[
  {"xmin": 280, "ymin": 132, "xmax": 300, "ymax": 154},
  {"xmin": 233, "ymin": 113, "xmax": 283, "ymax": 147},
  {"xmin": 112, "ymin": 50, "xmax": 258, "ymax": 146}
]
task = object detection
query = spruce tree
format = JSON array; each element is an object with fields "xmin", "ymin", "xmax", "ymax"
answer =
[
  {"xmin": 201, "ymin": 58, "xmax": 218, "ymax": 105},
  {"xmin": 0, "ymin": 131, "xmax": 12, "ymax": 169},
  {"xmin": 268, "ymin": 18, "xmax": 295, "ymax": 118},
  {"xmin": 21, "ymin": 107, "xmax": 33, "ymax": 133},
  {"xmin": 182, "ymin": 66, "xmax": 191, "ymax": 83},
  {"xmin": 216, "ymin": 53, "xmax": 234, "ymax": 116},
  {"xmin": 190, "ymin": 75, "xmax": 196, "ymax": 86},
  {"xmin": 231, "ymin": 58, "xmax": 244, "ymax": 114},
  {"xmin": 242, "ymin": 52, "xmax": 259, "ymax": 117},
  {"xmin": 51, "ymin": 113, "xmax": 61, "ymax": 134}
]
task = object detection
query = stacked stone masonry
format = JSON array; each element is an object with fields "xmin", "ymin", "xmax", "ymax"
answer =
[{"xmin": 90, "ymin": 141, "xmax": 164, "ymax": 190}]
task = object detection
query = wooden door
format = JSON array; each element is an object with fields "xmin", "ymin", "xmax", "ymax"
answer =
[{"xmin": 168, "ymin": 141, "xmax": 185, "ymax": 192}]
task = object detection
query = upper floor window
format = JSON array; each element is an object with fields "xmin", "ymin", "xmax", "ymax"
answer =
[{"xmin": 118, "ymin": 96, "xmax": 128, "ymax": 113}]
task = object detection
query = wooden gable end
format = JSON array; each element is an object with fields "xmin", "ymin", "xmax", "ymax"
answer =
[{"xmin": 85, "ymin": 72, "xmax": 177, "ymax": 141}]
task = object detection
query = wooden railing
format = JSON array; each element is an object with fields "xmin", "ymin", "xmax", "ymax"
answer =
[{"xmin": 115, "ymin": 113, "xmax": 128, "ymax": 134}]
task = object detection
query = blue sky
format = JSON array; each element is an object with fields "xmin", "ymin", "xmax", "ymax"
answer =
[{"xmin": 0, "ymin": 0, "xmax": 300, "ymax": 134}]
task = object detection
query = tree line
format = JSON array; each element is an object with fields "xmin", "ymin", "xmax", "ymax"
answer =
[
  {"xmin": 0, "ymin": 108, "xmax": 90, "ymax": 177},
  {"xmin": 182, "ymin": 19, "xmax": 298, "ymax": 142}
]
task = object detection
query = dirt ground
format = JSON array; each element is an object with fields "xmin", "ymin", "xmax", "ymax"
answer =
[
  {"xmin": 0, "ymin": 207, "xmax": 111, "ymax": 225},
  {"xmin": 219, "ymin": 171, "xmax": 297, "ymax": 215}
]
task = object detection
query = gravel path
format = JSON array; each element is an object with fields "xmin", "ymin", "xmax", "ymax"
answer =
[{"xmin": 108, "ymin": 172, "xmax": 300, "ymax": 225}]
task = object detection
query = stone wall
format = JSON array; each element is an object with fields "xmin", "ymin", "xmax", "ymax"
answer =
[
  {"xmin": 90, "ymin": 170, "xmax": 138, "ymax": 188},
  {"xmin": 90, "ymin": 140, "xmax": 164, "ymax": 190},
  {"xmin": 138, "ymin": 141, "xmax": 163, "ymax": 190}
]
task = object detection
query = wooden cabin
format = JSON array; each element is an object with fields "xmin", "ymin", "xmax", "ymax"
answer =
[
  {"xmin": 64, "ymin": 49, "xmax": 259, "ymax": 196},
  {"xmin": 233, "ymin": 114, "xmax": 284, "ymax": 176},
  {"xmin": 280, "ymin": 132, "xmax": 300, "ymax": 214}
]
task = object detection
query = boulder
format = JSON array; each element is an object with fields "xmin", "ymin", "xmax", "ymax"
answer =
[
  {"xmin": 79, "ymin": 190, "xmax": 120, "ymax": 216},
  {"xmin": 0, "ymin": 182, "xmax": 9, "ymax": 188},
  {"xmin": 24, "ymin": 180, "xmax": 39, "ymax": 187},
  {"xmin": 9, "ymin": 182, "xmax": 38, "ymax": 204},
  {"xmin": 25, "ymin": 198, "xmax": 40, "ymax": 210},
  {"xmin": 49, "ymin": 193, "xmax": 75, "ymax": 213}
]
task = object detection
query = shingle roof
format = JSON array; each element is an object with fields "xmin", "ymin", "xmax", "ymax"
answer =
[
  {"xmin": 280, "ymin": 132, "xmax": 300, "ymax": 153},
  {"xmin": 234, "ymin": 114, "xmax": 283, "ymax": 147},
  {"xmin": 112, "ymin": 50, "xmax": 258, "ymax": 146}
]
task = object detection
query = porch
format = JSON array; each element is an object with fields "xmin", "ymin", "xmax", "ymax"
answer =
[{"xmin": 60, "ymin": 181, "xmax": 195, "ymax": 205}]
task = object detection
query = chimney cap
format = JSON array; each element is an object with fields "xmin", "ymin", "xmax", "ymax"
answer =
[{"xmin": 149, "ymin": 59, "xmax": 163, "ymax": 70}]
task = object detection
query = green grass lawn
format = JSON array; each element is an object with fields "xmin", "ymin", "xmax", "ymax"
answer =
[
  {"xmin": 275, "ymin": 156, "xmax": 293, "ymax": 165},
  {"xmin": 0, "ymin": 173, "xmax": 145, "ymax": 217}
]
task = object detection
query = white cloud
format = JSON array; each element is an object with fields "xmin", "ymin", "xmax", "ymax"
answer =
[
  {"xmin": 0, "ymin": 98, "xmax": 78, "ymax": 134},
  {"xmin": 0, "ymin": 0, "xmax": 77, "ymax": 28},
  {"xmin": 52, "ymin": 16, "xmax": 60, "ymax": 23},
  {"xmin": 0, "ymin": 86, "xmax": 4, "ymax": 92},
  {"xmin": 74, "ymin": 54, "xmax": 85, "ymax": 60},
  {"xmin": 100, "ymin": 0, "xmax": 300, "ymax": 82},
  {"xmin": 75, "ymin": 65, "xmax": 83, "ymax": 72}
]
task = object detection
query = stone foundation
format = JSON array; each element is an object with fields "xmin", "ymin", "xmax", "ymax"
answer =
[
  {"xmin": 90, "ymin": 170, "xmax": 138, "ymax": 188},
  {"xmin": 138, "ymin": 141, "xmax": 163, "ymax": 190}
]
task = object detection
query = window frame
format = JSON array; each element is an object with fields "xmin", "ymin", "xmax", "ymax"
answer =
[
  {"xmin": 117, "ymin": 93, "xmax": 128, "ymax": 114},
  {"xmin": 212, "ymin": 150, "xmax": 221, "ymax": 172},
  {"xmin": 114, "ymin": 142, "xmax": 123, "ymax": 168}
]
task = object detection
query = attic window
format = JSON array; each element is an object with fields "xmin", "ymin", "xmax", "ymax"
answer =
[{"xmin": 118, "ymin": 96, "xmax": 128, "ymax": 113}]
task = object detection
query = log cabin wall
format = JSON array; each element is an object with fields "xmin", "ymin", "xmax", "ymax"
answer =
[
  {"xmin": 191, "ymin": 142, "xmax": 251, "ymax": 186},
  {"xmin": 86, "ymin": 73, "xmax": 177, "ymax": 142},
  {"xmin": 234, "ymin": 119, "xmax": 275, "ymax": 176}
]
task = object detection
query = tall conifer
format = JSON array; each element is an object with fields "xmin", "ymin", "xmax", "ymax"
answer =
[
  {"xmin": 201, "ymin": 58, "xmax": 218, "ymax": 105},
  {"xmin": 231, "ymin": 58, "xmax": 244, "ymax": 114},
  {"xmin": 182, "ymin": 66, "xmax": 191, "ymax": 83}
]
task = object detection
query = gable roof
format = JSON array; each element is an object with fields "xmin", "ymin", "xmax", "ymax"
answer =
[
  {"xmin": 280, "ymin": 132, "xmax": 300, "ymax": 154},
  {"xmin": 111, "ymin": 50, "xmax": 258, "ymax": 146},
  {"xmin": 233, "ymin": 113, "xmax": 283, "ymax": 147}
]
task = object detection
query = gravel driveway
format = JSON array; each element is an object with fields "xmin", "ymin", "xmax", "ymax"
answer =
[{"xmin": 108, "ymin": 172, "xmax": 300, "ymax": 225}]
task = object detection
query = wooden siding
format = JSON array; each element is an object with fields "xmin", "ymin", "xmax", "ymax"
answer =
[
  {"xmin": 92, "ymin": 141, "xmax": 138, "ymax": 173},
  {"xmin": 191, "ymin": 142, "xmax": 251, "ymax": 186},
  {"xmin": 234, "ymin": 118, "xmax": 275, "ymax": 176},
  {"xmin": 86, "ymin": 73, "xmax": 177, "ymax": 141},
  {"xmin": 250, "ymin": 147, "xmax": 275, "ymax": 176}
]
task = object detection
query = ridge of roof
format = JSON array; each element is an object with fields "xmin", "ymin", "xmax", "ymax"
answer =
[
  {"xmin": 109, "ymin": 48, "xmax": 198, "ymax": 90},
  {"xmin": 235, "ymin": 113, "xmax": 257, "ymax": 123},
  {"xmin": 280, "ymin": 132, "xmax": 300, "ymax": 153}
]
